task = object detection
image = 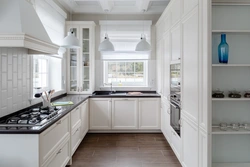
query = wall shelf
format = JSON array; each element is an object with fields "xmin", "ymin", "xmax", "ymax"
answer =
[
  {"xmin": 212, "ymin": 98, "xmax": 250, "ymax": 101},
  {"xmin": 212, "ymin": 30, "xmax": 250, "ymax": 33},
  {"xmin": 213, "ymin": 163, "xmax": 250, "ymax": 167},
  {"xmin": 212, "ymin": 127, "xmax": 250, "ymax": 135},
  {"xmin": 212, "ymin": 64, "xmax": 250, "ymax": 67}
]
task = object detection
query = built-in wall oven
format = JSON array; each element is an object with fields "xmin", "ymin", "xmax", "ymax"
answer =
[{"xmin": 170, "ymin": 63, "xmax": 181, "ymax": 136}]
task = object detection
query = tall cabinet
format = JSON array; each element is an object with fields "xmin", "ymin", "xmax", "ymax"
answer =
[
  {"xmin": 66, "ymin": 21, "xmax": 95, "ymax": 94},
  {"xmin": 211, "ymin": 2, "xmax": 250, "ymax": 167},
  {"xmin": 156, "ymin": 0, "xmax": 209, "ymax": 167}
]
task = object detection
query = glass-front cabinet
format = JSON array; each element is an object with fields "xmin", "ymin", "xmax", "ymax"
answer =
[{"xmin": 66, "ymin": 21, "xmax": 95, "ymax": 94}]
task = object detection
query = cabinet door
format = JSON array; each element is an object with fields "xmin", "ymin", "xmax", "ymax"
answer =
[
  {"xmin": 182, "ymin": 117, "xmax": 198, "ymax": 167},
  {"xmin": 171, "ymin": 24, "xmax": 181, "ymax": 61},
  {"xmin": 162, "ymin": 101, "xmax": 171, "ymax": 142},
  {"xmin": 66, "ymin": 26, "xmax": 80, "ymax": 94},
  {"xmin": 138, "ymin": 98, "xmax": 160, "ymax": 129},
  {"xmin": 112, "ymin": 98, "xmax": 138, "ymax": 129},
  {"xmin": 171, "ymin": 128, "xmax": 182, "ymax": 161},
  {"xmin": 80, "ymin": 27, "xmax": 91, "ymax": 93},
  {"xmin": 90, "ymin": 98, "xmax": 111, "ymax": 129},
  {"xmin": 156, "ymin": 42, "xmax": 163, "ymax": 94},
  {"xmin": 80, "ymin": 100, "xmax": 89, "ymax": 139}
]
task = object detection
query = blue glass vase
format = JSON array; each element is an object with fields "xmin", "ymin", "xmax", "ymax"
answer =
[{"xmin": 218, "ymin": 34, "xmax": 229, "ymax": 64}]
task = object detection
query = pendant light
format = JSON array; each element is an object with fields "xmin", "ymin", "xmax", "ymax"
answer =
[
  {"xmin": 61, "ymin": 9, "xmax": 80, "ymax": 49},
  {"xmin": 135, "ymin": 9, "xmax": 151, "ymax": 52},
  {"xmin": 98, "ymin": 10, "xmax": 115, "ymax": 52}
]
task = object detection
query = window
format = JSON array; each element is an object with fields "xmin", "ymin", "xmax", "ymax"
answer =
[
  {"xmin": 33, "ymin": 55, "xmax": 63, "ymax": 94},
  {"xmin": 33, "ymin": 56, "xmax": 49, "ymax": 91},
  {"xmin": 104, "ymin": 61, "xmax": 148, "ymax": 86}
]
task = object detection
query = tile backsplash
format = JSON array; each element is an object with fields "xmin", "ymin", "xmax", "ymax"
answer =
[{"xmin": 0, "ymin": 48, "xmax": 31, "ymax": 117}]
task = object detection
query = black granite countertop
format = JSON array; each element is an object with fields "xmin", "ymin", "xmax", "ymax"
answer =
[{"xmin": 0, "ymin": 91, "xmax": 160, "ymax": 134}]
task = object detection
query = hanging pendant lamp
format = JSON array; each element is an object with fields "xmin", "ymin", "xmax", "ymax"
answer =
[
  {"xmin": 61, "ymin": 29, "xmax": 80, "ymax": 48},
  {"xmin": 98, "ymin": 10, "xmax": 115, "ymax": 52},
  {"xmin": 135, "ymin": 10, "xmax": 151, "ymax": 52}
]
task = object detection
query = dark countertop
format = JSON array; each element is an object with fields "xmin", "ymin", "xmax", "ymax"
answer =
[{"xmin": 0, "ymin": 91, "xmax": 160, "ymax": 134}]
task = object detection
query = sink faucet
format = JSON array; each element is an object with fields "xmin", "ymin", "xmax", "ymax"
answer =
[{"xmin": 103, "ymin": 83, "xmax": 115, "ymax": 93}]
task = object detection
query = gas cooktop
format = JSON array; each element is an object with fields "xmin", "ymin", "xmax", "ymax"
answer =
[{"xmin": 0, "ymin": 106, "xmax": 62, "ymax": 130}]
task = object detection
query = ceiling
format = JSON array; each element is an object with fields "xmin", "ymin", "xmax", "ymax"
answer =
[{"xmin": 57, "ymin": 0, "xmax": 170, "ymax": 14}]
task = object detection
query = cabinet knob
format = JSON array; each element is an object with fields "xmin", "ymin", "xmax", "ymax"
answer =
[{"xmin": 57, "ymin": 149, "xmax": 62, "ymax": 155}]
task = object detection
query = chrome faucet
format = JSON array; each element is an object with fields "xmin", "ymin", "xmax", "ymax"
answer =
[{"xmin": 103, "ymin": 82, "xmax": 115, "ymax": 93}]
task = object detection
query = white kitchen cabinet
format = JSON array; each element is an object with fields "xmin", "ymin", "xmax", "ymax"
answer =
[
  {"xmin": 161, "ymin": 100, "xmax": 171, "ymax": 143},
  {"xmin": 171, "ymin": 23, "xmax": 181, "ymax": 62},
  {"xmin": 112, "ymin": 98, "xmax": 138, "ymax": 129},
  {"xmin": 90, "ymin": 98, "xmax": 112, "ymax": 130},
  {"xmin": 70, "ymin": 106, "xmax": 81, "ymax": 155},
  {"xmin": 171, "ymin": 128, "xmax": 182, "ymax": 161},
  {"xmin": 138, "ymin": 98, "xmax": 160, "ymax": 129},
  {"xmin": 80, "ymin": 99, "xmax": 89, "ymax": 139},
  {"xmin": 66, "ymin": 21, "xmax": 96, "ymax": 94},
  {"xmin": 182, "ymin": 117, "xmax": 198, "ymax": 167},
  {"xmin": 40, "ymin": 113, "xmax": 70, "ymax": 166},
  {"xmin": 156, "ymin": 42, "xmax": 163, "ymax": 94},
  {"xmin": 170, "ymin": 0, "xmax": 181, "ymax": 27}
]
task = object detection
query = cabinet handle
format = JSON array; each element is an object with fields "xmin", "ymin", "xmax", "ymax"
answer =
[
  {"xmin": 56, "ymin": 120, "xmax": 62, "ymax": 125},
  {"xmin": 57, "ymin": 149, "xmax": 62, "ymax": 155},
  {"xmin": 172, "ymin": 131, "xmax": 176, "ymax": 136},
  {"xmin": 76, "ymin": 107, "xmax": 79, "ymax": 110},
  {"xmin": 167, "ymin": 108, "xmax": 170, "ymax": 114},
  {"xmin": 179, "ymin": 119, "xmax": 182, "ymax": 127},
  {"xmin": 73, "ymin": 128, "xmax": 80, "ymax": 135}
]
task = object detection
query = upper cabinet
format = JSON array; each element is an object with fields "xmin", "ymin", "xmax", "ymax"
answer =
[{"xmin": 66, "ymin": 21, "xmax": 96, "ymax": 94}]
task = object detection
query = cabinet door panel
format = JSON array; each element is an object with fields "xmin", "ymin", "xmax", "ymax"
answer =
[
  {"xmin": 139, "ymin": 98, "xmax": 160, "ymax": 129},
  {"xmin": 171, "ymin": 24, "xmax": 181, "ymax": 61},
  {"xmin": 170, "ymin": 0, "xmax": 181, "ymax": 26},
  {"xmin": 182, "ymin": 7, "xmax": 199, "ymax": 123},
  {"xmin": 183, "ymin": 0, "xmax": 198, "ymax": 15},
  {"xmin": 182, "ymin": 118, "xmax": 198, "ymax": 167},
  {"xmin": 112, "ymin": 98, "xmax": 138, "ymax": 129},
  {"xmin": 80, "ymin": 100, "xmax": 88, "ymax": 139},
  {"xmin": 90, "ymin": 98, "xmax": 111, "ymax": 129}
]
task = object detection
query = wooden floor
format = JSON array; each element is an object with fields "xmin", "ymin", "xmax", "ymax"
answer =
[{"xmin": 70, "ymin": 133, "xmax": 182, "ymax": 167}]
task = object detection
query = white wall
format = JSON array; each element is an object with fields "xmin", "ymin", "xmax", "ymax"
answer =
[{"xmin": 72, "ymin": 14, "xmax": 160, "ymax": 91}]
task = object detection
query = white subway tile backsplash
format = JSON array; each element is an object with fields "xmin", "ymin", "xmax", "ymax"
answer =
[
  {"xmin": 1, "ymin": 56, "xmax": 7, "ymax": 72},
  {"xmin": 1, "ymin": 73, "xmax": 7, "ymax": 90},
  {"xmin": 0, "ymin": 48, "xmax": 31, "ymax": 117},
  {"xmin": 7, "ymin": 81, "xmax": 12, "ymax": 98}
]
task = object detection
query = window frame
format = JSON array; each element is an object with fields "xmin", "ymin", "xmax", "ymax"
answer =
[
  {"xmin": 33, "ymin": 55, "xmax": 50, "ymax": 92},
  {"xmin": 103, "ymin": 60, "xmax": 148, "ymax": 87}
]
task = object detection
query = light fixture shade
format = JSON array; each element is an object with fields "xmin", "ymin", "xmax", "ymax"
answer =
[
  {"xmin": 61, "ymin": 32, "xmax": 80, "ymax": 48},
  {"xmin": 98, "ymin": 36, "xmax": 115, "ymax": 51},
  {"xmin": 135, "ymin": 37, "xmax": 151, "ymax": 51}
]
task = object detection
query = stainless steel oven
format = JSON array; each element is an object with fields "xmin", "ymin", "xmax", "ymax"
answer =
[{"xmin": 170, "ymin": 63, "xmax": 181, "ymax": 136}]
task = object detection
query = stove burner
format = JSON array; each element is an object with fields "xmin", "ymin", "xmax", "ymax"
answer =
[
  {"xmin": 32, "ymin": 108, "xmax": 40, "ymax": 112},
  {"xmin": 20, "ymin": 114, "xmax": 29, "ymax": 118},
  {"xmin": 8, "ymin": 117, "xmax": 20, "ymax": 124},
  {"xmin": 30, "ymin": 112, "xmax": 40, "ymax": 116},
  {"xmin": 18, "ymin": 120, "xmax": 28, "ymax": 124}
]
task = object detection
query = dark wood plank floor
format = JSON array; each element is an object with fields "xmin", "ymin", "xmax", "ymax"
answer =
[{"xmin": 70, "ymin": 133, "xmax": 182, "ymax": 167}]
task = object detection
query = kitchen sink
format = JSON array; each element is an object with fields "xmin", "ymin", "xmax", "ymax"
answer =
[
  {"xmin": 110, "ymin": 93, "xmax": 127, "ymax": 95},
  {"xmin": 92, "ymin": 92, "xmax": 111, "ymax": 95},
  {"xmin": 92, "ymin": 92, "xmax": 127, "ymax": 96}
]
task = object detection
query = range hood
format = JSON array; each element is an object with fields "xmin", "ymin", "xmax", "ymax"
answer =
[{"xmin": 0, "ymin": 0, "xmax": 59, "ymax": 54}]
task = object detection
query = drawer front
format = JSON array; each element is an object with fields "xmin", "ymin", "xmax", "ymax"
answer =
[
  {"xmin": 47, "ymin": 140, "xmax": 70, "ymax": 167},
  {"xmin": 71, "ymin": 107, "xmax": 81, "ymax": 128},
  {"xmin": 71, "ymin": 121, "xmax": 81, "ymax": 156},
  {"xmin": 40, "ymin": 114, "xmax": 70, "ymax": 164}
]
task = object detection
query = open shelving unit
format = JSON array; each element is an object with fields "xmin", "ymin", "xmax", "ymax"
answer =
[{"xmin": 211, "ymin": 3, "xmax": 250, "ymax": 166}]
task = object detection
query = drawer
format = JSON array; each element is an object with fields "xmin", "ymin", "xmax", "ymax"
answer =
[
  {"xmin": 40, "ymin": 114, "xmax": 70, "ymax": 164},
  {"xmin": 71, "ymin": 121, "xmax": 81, "ymax": 156},
  {"xmin": 45, "ymin": 139, "xmax": 70, "ymax": 167},
  {"xmin": 171, "ymin": 129, "xmax": 182, "ymax": 159},
  {"xmin": 71, "ymin": 107, "xmax": 81, "ymax": 129}
]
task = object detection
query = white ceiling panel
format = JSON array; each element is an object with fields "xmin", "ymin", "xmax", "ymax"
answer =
[{"xmin": 58, "ymin": 0, "xmax": 170, "ymax": 14}]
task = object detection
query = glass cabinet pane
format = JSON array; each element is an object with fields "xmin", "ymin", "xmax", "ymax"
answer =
[
  {"xmin": 82, "ymin": 28, "xmax": 90, "ymax": 91},
  {"xmin": 70, "ymin": 28, "xmax": 78, "ymax": 91}
]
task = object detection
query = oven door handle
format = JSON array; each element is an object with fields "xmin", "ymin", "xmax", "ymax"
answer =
[{"xmin": 170, "ymin": 102, "xmax": 180, "ymax": 109}]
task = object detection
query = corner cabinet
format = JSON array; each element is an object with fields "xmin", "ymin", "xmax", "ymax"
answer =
[{"xmin": 66, "ymin": 21, "xmax": 96, "ymax": 94}]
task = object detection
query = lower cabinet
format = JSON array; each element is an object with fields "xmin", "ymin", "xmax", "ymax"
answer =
[
  {"xmin": 112, "ymin": 98, "xmax": 138, "ymax": 129},
  {"xmin": 80, "ymin": 99, "xmax": 89, "ymax": 139},
  {"xmin": 40, "ymin": 113, "xmax": 70, "ymax": 166},
  {"xmin": 89, "ymin": 97, "xmax": 160, "ymax": 131},
  {"xmin": 182, "ymin": 117, "xmax": 199, "ymax": 167},
  {"xmin": 89, "ymin": 98, "xmax": 112, "ymax": 129},
  {"xmin": 171, "ymin": 128, "xmax": 182, "ymax": 160},
  {"xmin": 139, "ymin": 98, "xmax": 160, "ymax": 129},
  {"xmin": 161, "ymin": 100, "xmax": 171, "ymax": 142},
  {"xmin": 70, "ymin": 107, "xmax": 82, "ymax": 156}
]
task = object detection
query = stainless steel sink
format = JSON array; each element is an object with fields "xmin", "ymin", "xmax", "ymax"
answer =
[{"xmin": 110, "ymin": 93, "xmax": 127, "ymax": 95}]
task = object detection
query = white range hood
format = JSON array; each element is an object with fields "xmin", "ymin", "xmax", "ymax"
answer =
[{"xmin": 0, "ymin": 0, "xmax": 59, "ymax": 54}]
